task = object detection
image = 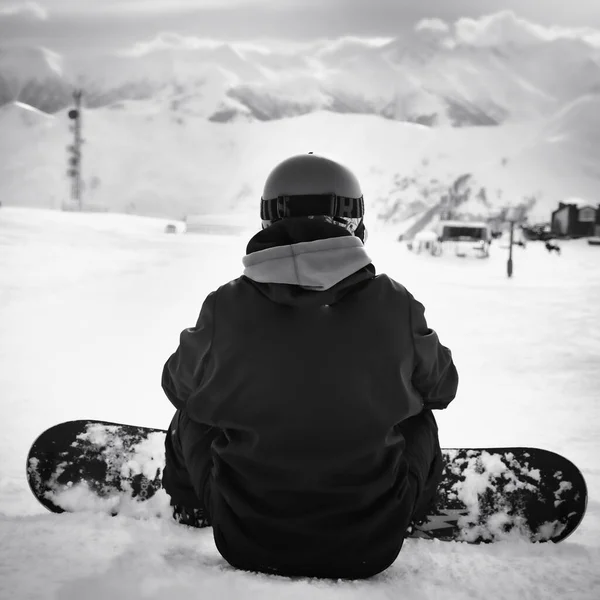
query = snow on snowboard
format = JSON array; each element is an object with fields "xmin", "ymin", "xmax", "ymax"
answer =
[{"xmin": 26, "ymin": 420, "xmax": 587, "ymax": 543}]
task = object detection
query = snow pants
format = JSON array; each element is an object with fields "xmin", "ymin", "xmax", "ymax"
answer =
[
  {"xmin": 162, "ymin": 407, "xmax": 443, "ymax": 561},
  {"xmin": 161, "ymin": 410, "xmax": 217, "ymax": 527}
]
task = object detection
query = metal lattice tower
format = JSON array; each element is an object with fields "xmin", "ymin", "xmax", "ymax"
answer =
[{"xmin": 67, "ymin": 90, "xmax": 83, "ymax": 209}]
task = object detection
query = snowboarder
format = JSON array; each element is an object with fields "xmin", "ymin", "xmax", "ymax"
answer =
[{"xmin": 161, "ymin": 153, "xmax": 459, "ymax": 579}]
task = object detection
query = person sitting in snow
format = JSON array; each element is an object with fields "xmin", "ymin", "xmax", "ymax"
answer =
[{"xmin": 161, "ymin": 153, "xmax": 459, "ymax": 580}]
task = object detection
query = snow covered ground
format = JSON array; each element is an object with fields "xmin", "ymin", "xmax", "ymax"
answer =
[{"xmin": 0, "ymin": 206, "xmax": 599, "ymax": 599}]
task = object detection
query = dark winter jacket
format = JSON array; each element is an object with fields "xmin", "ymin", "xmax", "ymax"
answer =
[{"xmin": 162, "ymin": 218, "xmax": 458, "ymax": 578}]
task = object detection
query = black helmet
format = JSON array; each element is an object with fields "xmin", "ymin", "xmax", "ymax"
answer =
[{"xmin": 260, "ymin": 153, "xmax": 365, "ymax": 239}]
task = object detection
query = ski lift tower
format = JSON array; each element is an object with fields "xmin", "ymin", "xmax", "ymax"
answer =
[{"xmin": 66, "ymin": 90, "xmax": 83, "ymax": 210}]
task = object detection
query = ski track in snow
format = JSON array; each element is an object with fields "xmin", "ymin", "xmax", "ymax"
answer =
[{"xmin": 1, "ymin": 207, "xmax": 599, "ymax": 599}]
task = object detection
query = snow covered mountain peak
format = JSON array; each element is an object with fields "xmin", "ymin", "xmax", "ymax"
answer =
[
  {"xmin": 544, "ymin": 93, "xmax": 600, "ymax": 150},
  {"xmin": 0, "ymin": 46, "xmax": 71, "ymax": 113},
  {"xmin": 0, "ymin": 46, "xmax": 63, "ymax": 81},
  {"xmin": 0, "ymin": 100, "xmax": 54, "ymax": 129}
]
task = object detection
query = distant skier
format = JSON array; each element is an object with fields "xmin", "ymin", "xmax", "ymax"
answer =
[{"xmin": 161, "ymin": 153, "xmax": 459, "ymax": 580}]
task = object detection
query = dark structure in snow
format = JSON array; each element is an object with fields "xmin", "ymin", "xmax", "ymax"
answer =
[{"xmin": 551, "ymin": 202, "xmax": 599, "ymax": 238}]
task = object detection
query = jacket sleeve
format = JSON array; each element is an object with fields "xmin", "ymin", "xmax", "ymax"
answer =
[
  {"xmin": 408, "ymin": 292, "xmax": 458, "ymax": 410},
  {"xmin": 161, "ymin": 292, "xmax": 216, "ymax": 410}
]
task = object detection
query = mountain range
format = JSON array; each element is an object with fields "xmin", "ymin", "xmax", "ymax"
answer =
[
  {"xmin": 2, "ymin": 16, "xmax": 600, "ymax": 127},
  {"xmin": 2, "ymin": 12, "xmax": 600, "ymax": 229}
]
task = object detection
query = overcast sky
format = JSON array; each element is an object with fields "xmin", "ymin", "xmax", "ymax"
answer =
[{"xmin": 2, "ymin": 0, "xmax": 600, "ymax": 55}]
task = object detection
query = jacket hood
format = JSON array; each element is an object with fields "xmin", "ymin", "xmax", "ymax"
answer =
[{"xmin": 242, "ymin": 218, "xmax": 374, "ymax": 307}]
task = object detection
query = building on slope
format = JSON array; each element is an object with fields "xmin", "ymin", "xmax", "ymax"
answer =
[{"xmin": 551, "ymin": 200, "xmax": 599, "ymax": 238}]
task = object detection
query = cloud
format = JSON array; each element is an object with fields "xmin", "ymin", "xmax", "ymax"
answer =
[
  {"xmin": 120, "ymin": 32, "xmax": 271, "ymax": 57},
  {"xmin": 454, "ymin": 11, "xmax": 543, "ymax": 46},
  {"xmin": 0, "ymin": 1, "xmax": 48, "ymax": 20},
  {"xmin": 415, "ymin": 10, "xmax": 600, "ymax": 48},
  {"xmin": 37, "ymin": 0, "xmax": 276, "ymax": 15},
  {"xmin": 415, "ymin": 18, "xmax": 450, "ymax": 34}
]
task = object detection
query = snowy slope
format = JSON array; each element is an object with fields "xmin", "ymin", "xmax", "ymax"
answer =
[
  {"xmin": 451, "ymin": 94, "xmax": 600, "ymax": 217},
  {"xmin": 2, "ymin": 98, "xmax": 599, "ymax": 224},
  {"xmin": 0, "ymin": 207, "xmax": 599, "ymax": 599}
]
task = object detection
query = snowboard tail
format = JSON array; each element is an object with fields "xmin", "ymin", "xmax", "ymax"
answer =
[
  {"xmin": 27, "ymin": 420, "xmax": 165, "ymax": 515},
  {"xmin": 26, "ymin": 420, "xmax": 588, "ymax": 543},
  {"xmin": 409, "ymin": 447, "xmax": 587, "ymax": 543}
]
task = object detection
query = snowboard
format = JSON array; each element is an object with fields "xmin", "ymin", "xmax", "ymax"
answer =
[{"xmin": 26, "ymin": 420, "xmax": 587, "ymax": 543}]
